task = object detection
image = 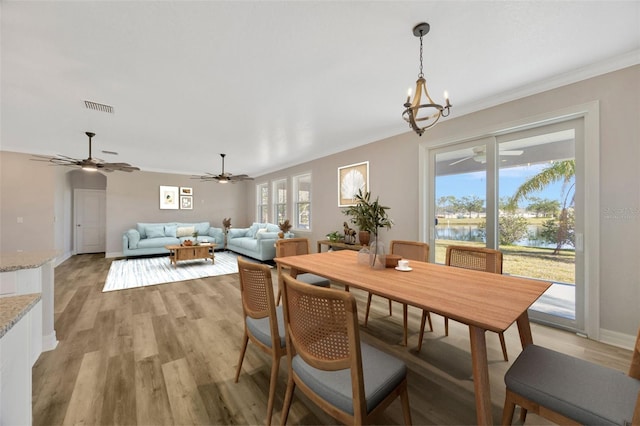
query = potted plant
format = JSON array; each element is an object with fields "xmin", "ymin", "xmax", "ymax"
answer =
[
  {"xmin": 278, "ymin": 219, "xmax": 292, "ymax": 238},
  {"xmin": 342, "ymin": 189, "xmax": 393, "ymax": 267},
  {"xmin": 326, "ymin": 231, "xmax": 343, "ymax": 243}
]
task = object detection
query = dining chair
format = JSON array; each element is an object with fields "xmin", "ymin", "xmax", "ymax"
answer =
[
  {"xmin": 235, "ymin": 256, "xmax": 286, "ymax": 426},
  {"xmin": 364, "ymin": 240, "xmax": 431, "ymax": 346},
  {"xmin": 275, "ymin": 238, "xmax": 330, "ymax": 304},
  {"xmin": 279, "ymin": 274, "xmax": 412, "ymax": 425},
  {"xmin": 417, "ymin": 245, "xmax": 508, "ymax": 361},
  {"xmin": 501, "ymin": 327, "xmax": 640, "ymax": 425}
]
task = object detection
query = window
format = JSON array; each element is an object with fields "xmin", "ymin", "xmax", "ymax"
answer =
[
  {"xmin": 273, "ymin": 179, "xmax": 287, "ymax": 225},
  {"xmin": 257, "ymin": 183, "xmax": 269, "ymax": 223},
  {"xmin": 293, "ymin": 173, "xmax": 311, "ymax": 230}
]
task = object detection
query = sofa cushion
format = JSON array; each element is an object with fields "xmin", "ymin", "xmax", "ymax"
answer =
[
  {"xmin": 127, "ymin": 229, "xmax": 141, "ymax": 249},
  {"xmin": 256, "ymin": 231, "xmax": 279, "ymax": 240},
  {"xmin": 194, "ymin": 222, "xmax": 210, "ymax": 235},
  {"xmin": 255, "ymin": 228, "xmax": 269, "ymax": 239},
  {"xmin": 247, "ymin": 223, "xmax": 261, "ymax": 238},
  {"xmin": 138, "ymin": 237, "xmax": 178, "ymax": 248},
  {"xmin": 146, "ymin": 225, "xmax": 166, "ymax": 239},
  {"xmin": 164, "ymin": 224, "xmax": 177, "ymax": 237},
  {"xmin": 265, "ymin": 223, "xmax": 280, "ymax": 232},
  {"xmin": 176, "ymin": 226, "xmax": 195, "ymax": 237}
]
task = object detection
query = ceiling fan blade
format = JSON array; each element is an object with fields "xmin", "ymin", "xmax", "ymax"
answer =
[
  {"xmin": 449, "ymin": 156, "xmax": 473, "ymax": 166},
  {"xmin": 499, "ymin": 150, "xmax": 524, "ymax": 156}
]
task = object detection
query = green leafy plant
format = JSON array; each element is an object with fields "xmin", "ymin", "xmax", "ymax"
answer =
[
  {"xmin": 326, "ymin": 231, "xmax": 343, "ymax": 242},
  {"xmin": 342, "ymin": 189, "xmax": 392, "ymax": 238}
]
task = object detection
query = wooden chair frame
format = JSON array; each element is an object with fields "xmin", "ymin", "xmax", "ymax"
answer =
[
  {"xmin": 417, "ymin": 245, "xmax": 507, "ymax": 361},
  {"xmin": 280, "ymin": 274, "xmax": 412, "ymax": 425},
  {"xmin": 235, "ymin": 256, "xmax": 286, "ymax": 426},
  {"xmin": 502, "ymin": 328, "xmax": 640, "ymax": 425},
  {"xmin": 275, "ymin": 237, "xmax": 329, "ymax": 303},
  {"xmin": 364, "ymin": 240, "xmax": 431, "ymax": 346}
]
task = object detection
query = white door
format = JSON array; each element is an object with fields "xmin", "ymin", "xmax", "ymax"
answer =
[{"xmin": 74, "ymin": 189, "xmax": 106, "ymax": 254}]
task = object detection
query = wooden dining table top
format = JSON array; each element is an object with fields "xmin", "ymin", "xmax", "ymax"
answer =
[{"xmin": 275, "ymin": 249, "xmax": 551, "ymax": 334}]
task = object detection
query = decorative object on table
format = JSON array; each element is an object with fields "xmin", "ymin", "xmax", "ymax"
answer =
[
  {"xmin": 326, "ymin": 231, "xmax": 343, "ymax": 243},
  {"xmin": 160, "ymin": 185, "xmax": 179, "ymax": 209},
  {"xmin": 180, "ymin": 187, "xmax": 192, "ymax": 196},
  {"xmin": 402, "ymin": 22, "xmax": 452, "ymax": 136},
  {"xmin": 180, "ymin": 195, "xmax": 193, "ymax": 210},
  {"xmin": 278, "ymin": 219, "xmax": 292, "ymax": 238},
  {"xmin": 191, "ymin": 153, "xmax": 254, "ymax": 183},
  {"xmin": 182, "ymin": 239, "xmax": 193, "ymax": 246},
  {"xmin": 385, "ymin": 254, "xmax": 402, "ymax": 268},
  {"xmin": 342, "ymin": 222, "xmax": 357, "ymax": 244},
  {"xmin": 338, "ymin": 161, "xmax": 368, "ymax": 206},
  {"xmin": 342, "ymin": 189, "xmax": 393, "ymax": 268},
  {"xmin": 31, "ymin": 131, "xmax": 140, "ymax": 172},
  {"xmin": 192, "ymin": 231, "xmax": 199, "ymax": 245}
]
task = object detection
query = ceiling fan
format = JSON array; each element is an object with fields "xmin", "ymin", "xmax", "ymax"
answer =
[
  {"xmin": 449, "ymin": 146, "xmax": 523, "ymax": 166},
  {"xmin": 32, "ymin": 131, "xmax": 140, "ymax": 172},
  {"xmin": 192, "ymin": 153, "xmax": 254, "ymax": 184}
]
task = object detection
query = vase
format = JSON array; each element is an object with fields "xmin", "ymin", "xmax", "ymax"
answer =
[
  {"xmin": 368, "ymin": 237, "xmax": 386, "ymax": 269},
  {"xmin": 358, "ymin": 231, "xmax": 370, "ymax": 246}
]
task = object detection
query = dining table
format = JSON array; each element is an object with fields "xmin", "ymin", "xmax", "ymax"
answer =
[{"xmin": 274, "ymin": 249, "xmax": 551, "ymax": 425}]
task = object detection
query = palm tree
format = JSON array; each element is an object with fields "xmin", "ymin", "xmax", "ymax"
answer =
[{"xmin": 510, "ymin": 160, "xmax": 575, "ymax": 254}]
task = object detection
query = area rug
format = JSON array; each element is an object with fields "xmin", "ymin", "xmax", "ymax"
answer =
[{"xmin": 103, "ymin": 251, "xmax": 240, "ymax": 292}]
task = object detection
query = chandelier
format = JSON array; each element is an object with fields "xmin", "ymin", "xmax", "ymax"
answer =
[{"xmin": 402, "ymin": 22, "xmax": 452, "ymax": 136}]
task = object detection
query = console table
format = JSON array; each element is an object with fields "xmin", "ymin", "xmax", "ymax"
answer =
[{"xmin": 317, "ymin": 239, "xmax": 363, "ymax": 253}]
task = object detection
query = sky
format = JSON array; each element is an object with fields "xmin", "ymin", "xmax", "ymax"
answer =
[{"xmin": 437, "ymin": 163, "xmax": 574, "ymax": 207}]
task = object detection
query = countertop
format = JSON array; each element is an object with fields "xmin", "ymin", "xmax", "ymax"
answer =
[
  {"xmin": 0, "ymin": 293, "xmax": 42, "ymax": 338},
  {"xmin": 0, "ymin": 250, "xmax": 59, "ymax": 272}
]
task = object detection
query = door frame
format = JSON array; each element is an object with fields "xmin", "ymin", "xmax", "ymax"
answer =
[{"xmin": 419, "ymin": 101, "xmax": 600, "ymax": 339}]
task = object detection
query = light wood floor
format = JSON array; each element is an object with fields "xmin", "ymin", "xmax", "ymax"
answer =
[{"xmin": 33, "ymin": 253, "xmax": 633, "ymax": 425}]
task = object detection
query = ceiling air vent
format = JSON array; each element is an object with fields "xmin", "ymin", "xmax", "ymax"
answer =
[{"xmin": 84, "ymin": 100, "xmax": 114, "ymax": 114}]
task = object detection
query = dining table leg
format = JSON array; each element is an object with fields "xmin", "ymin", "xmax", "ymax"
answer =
[{"xmin": 469, "ymin": 325, "xmax": 493, "ymax": 426}]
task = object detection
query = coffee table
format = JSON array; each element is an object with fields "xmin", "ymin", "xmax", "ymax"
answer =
[{"xmin": 165, "ymin": 243, "xmax": 216, "ymax": 267}]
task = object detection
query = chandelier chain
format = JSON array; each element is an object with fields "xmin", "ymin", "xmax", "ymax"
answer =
[{"xmin": 418, "ymin": 32, "xmax": 424, "ymax": 78}]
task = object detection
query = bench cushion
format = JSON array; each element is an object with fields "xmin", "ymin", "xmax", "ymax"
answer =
[{"xmin": 505, "ymin": 344, "xmax": 640, "ymax": 425}]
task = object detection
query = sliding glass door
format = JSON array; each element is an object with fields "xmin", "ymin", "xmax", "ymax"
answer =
[{"xmin": 429, "ymin": 119, "xmax": 584, "ymax": 331}]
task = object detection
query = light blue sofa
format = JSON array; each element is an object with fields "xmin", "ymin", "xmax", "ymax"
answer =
[
  {"xmin": 122, "ymin": 221, "xmax": 224, "ymax": 258},
  {"xmin": 227, "ymin": 222, "xmax": 292, "ymax": 261}
]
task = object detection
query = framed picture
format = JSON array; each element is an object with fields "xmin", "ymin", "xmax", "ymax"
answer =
[
  {"xmin": 180, "ymin": 195, "xmax": 193, "ymax": 210},
  {"xmin": 338, "ymin": 161, "xmax": 369, "ymax": 206},
  {"xmin": 180, "ymin": 187, "xmax": 193, "ymax": 196},
  {"xmin": 160, "ymin": 185, "xmax": 179, "ymax": 210}
]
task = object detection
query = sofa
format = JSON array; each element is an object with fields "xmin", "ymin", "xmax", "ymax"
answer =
[
  {"xmin": 227, "ymin": 222, "xmax": 292, "ymax": 261},
  {"xmin": 122, "ymin": 221, "xmax": 224, "ymax": 258}
]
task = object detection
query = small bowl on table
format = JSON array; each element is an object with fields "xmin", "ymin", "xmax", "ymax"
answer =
[{"xmin": 385, "ymin": 254, "xmax": 402, "ymax": 268}]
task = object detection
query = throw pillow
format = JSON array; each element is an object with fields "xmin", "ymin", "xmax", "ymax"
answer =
[
  {"xmin": 146, "ymin": 225, "xmax": 165, "ymax": 239},
  {"xmin": 255, "ymin": 228, "xmax": 268, "ymax": 239},
  {"xmin": 176, "ymin": 226, "xmax": 195, "ymax": 237},
  {"xmin": 247, "ymin": 223, "xmax": 260, "ymax": 238},
  {"xmin": 195, "ymin": 222, "xmax": 210, "ymax": 235},
  {"xmin": 127, "ymin": 229, "xmax": 141, "ymax": 249},
  {"xmin": 164, "ymin": 225, "xmax": 177, "ymax": 237}
]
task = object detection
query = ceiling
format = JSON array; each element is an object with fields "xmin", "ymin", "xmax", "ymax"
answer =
[{"xmin": 2, "ymin": 1, "xmax": 639, "ymax": 178}]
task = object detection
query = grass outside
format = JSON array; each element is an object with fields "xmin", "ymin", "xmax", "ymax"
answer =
[{"xmin": 434, "ymin": 239, "xmax": 575, "ymax": 284}]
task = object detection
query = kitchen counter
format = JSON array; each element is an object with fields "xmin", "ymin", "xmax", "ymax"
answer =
[
  {"xmin": 0, "ymin": 250, "xmax": 59, "ymax": 272},
  {"xmin": 0, "ymin": 293, "xmax": 41, "ymax": 338}
]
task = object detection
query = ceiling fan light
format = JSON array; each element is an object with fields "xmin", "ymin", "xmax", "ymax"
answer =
[
  {"xmin": 82, "ymin": 164, "xmax": 98, "ymax": 172},
  {"xmin": 218, "ymin": 178, "xmax": 229, "ymax": 184}
]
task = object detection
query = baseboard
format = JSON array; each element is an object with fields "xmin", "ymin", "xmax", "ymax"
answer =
[
  {"xmin": 54, "ymin": 251, "xmax": 72, "ymax": 267},
  {"xmin": 42, "ymin": 332, "xmax": 58, "ymax": 352},
  {"xmin": 105, "ymin": 251, "xmax": 123, "ymax": 258},
  {"xmin": 599, "ymin": 328, "xmax": 636, "ymax": 350}
]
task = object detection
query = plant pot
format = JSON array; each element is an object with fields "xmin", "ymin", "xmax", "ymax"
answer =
[{"xmin": 358, "ymin": 231, "xmax": 370, "ymax": 246}]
